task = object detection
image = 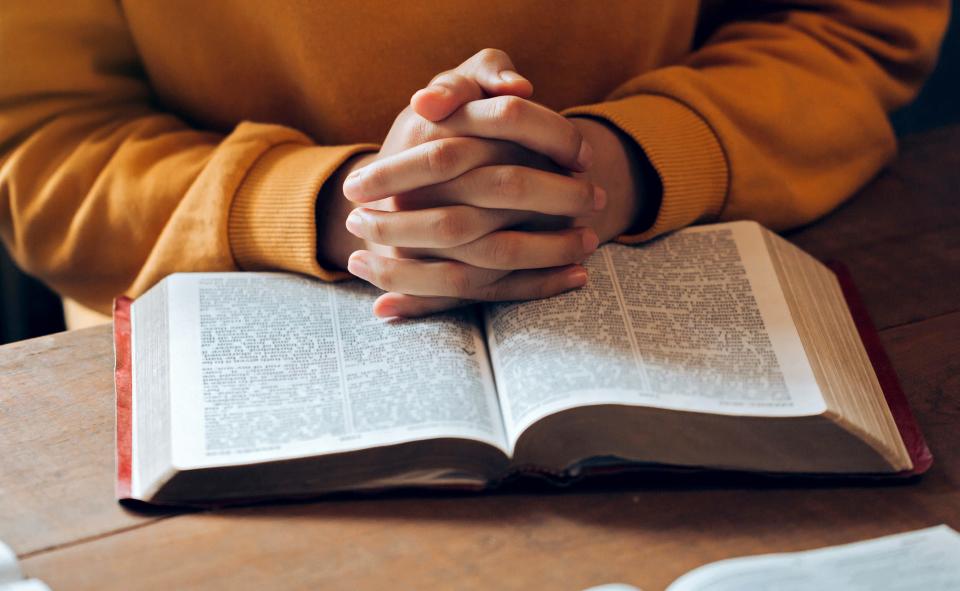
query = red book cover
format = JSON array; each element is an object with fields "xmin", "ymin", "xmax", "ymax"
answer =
[
  {"xmin": 112, "ymin": 265, "xmax": 932, "ymax": 502},
  {"xmin": 114, "ymin": 296, "xmax": 134, "ymax": 499},
  {"xmin": 826, "ymin": 262, "xmax": 933, "ymax": 476}
]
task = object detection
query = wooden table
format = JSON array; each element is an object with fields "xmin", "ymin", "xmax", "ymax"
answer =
[{"xmin": 2, "ymin": 126, "xmax": 959, "ymax": 591}]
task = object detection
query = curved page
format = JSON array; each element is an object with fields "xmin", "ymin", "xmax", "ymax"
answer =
[
  {"xmin": 148, "ymin": 274, "xmax": 507, "ymax": 471},
  {"xmin": 485, "ymin": 222, "xmax": 826, "ymax": 445}
]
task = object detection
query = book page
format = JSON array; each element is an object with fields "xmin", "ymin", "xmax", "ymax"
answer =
[
  {"xmin": 667, "ymin": 525, "xmax": 960, "ymax": 591},
  {"xmin": 158, "ymin": 274, "xmax": 506, "ymax": 469},
  {"xmin": 0, "ymin": 539, "xmax": 20, "ymax": 584},
  {"xmin": 485, "ymin": 222, "xmax": 825, "ymax": 441},
  {"xmin": 0, "ymin": 583, "xmax": 51, "ymax": 591}
]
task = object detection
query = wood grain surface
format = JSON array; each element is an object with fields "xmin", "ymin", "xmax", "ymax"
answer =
[{"xmin": 2, "ymin": 126, "xmax": 958, "ymax": 590}]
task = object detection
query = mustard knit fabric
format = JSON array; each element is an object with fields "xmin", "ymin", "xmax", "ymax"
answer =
[{"xmin": 0, "ymin": 1, "xmax": 949, "ymax": 314}]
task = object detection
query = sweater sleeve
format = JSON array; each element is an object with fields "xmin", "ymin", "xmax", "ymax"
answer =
[
  {"xmin": 564, "ymin": 0, "xmax": 950, "ymax": 242},
  {"xmin": 0, "ymin": 1, "xmax": 374, "ymax": 314}
]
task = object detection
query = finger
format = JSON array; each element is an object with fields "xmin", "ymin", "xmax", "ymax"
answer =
[
  {"xmin": 345, "ymin": 206, "xmax": 528, "ymax": 248},
  {"xmin": 412, "ymin": 49, "xmax": 533, "ymax": 123},
  {"xmin": 373, "ymin": 293, "xmax": 469, "ymax": 318},
  {"xmin": 343, "ymin": 137, "xmax": 525, "ymax": 202},
  {"xmin": 446, "ymin": 96, "xmax": 592, "ymax": 171},
  {"xmin": 350, "ymin": 250, "xmax": 587, "ymax": 302},
  {"xmin": 411, "ymin": 71, "xmax": 483, "ymax": 122},
  {"xmin": 412, "ymin": 227, "xmax": 600, "ymax": 271},
  {"xmin": 457, "ymin": 48, "xmax": 533, "ymax": 99},
  {"xmin": 367, "ymin": 267, "xmax": 589, "ymax": 317},
  {"xmin": 348, "ymin": 250, "xmax": 509, "ymax": 297},
  {"xmin": 393, "ymin": 165, "xmax": 606, "ymax": 217}
]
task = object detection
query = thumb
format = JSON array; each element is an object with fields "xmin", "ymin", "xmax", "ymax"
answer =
[
  {"xmin": 411, "ymin": 72, "xmax": 485, "ymax": 122},
  {"xmin": 411, "ymin": 48, "xmax": 533, "ymax": 122},
  {"xmin": 461, "ymin": 48, "xmax": 533, "ymax": 99}
]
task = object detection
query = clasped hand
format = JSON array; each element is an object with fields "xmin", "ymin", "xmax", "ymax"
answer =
[{"xmin": 337, "ymin": 49, "xmax": 638, "ymax": 317}]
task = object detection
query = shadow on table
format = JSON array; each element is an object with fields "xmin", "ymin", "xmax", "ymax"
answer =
[
  {"xmin": 112, "ymin": 473, "xmax": 955, "ymax": 552},
  {"xmin": 119, "ymin": 462, "xmax": 953, "ymax": 533}
]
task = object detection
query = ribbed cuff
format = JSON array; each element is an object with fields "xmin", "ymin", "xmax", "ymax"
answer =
[
  {"xmin": 228, "ymin": 142, "xmax": 378, "ymax": 281},
  {"xmin": 564, "ymin": 95, "xmax": 728, "ymax": 243}
]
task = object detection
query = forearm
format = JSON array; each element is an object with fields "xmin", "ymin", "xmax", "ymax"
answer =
[
  {"xmin": 1, "ymin": 0, "xmax": 380, "ymax": 312},
  {"xmin": 565, "ymin": 0, "xmax": 949, "ymax": 238}
]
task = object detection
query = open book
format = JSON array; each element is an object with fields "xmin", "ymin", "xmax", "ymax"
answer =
[{"xmin": 114, "ymin": 221, "xmax": 931, "ymax": 504}]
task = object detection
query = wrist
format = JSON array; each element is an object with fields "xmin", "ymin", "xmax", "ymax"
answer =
[
  {"xmin": 568, "ymin": 117, "xmax": 661, "ymax": 242},
  {"xmin": 316, "ymin": 152, "xmax": 379, "ymax": 271}
]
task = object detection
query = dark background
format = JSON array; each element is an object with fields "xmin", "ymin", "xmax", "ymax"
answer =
[{"xmin": 2, "ymin": 7, "xmax": 958, "ymax": 344}]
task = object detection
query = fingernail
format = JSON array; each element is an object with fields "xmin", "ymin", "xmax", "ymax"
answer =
[
  {"xmin": 345, "ymin": 209, "xmax": 364, "ymax": 235},
  {"xmin": 499, "ymin": 70, "xmax": 527, "ymax": 83},
  {"xmin": 428, "ymin": 85, "xmax": 451, "ymax": 98},
  {"xmin": 582, "ymin": 229, "xmax": 599, "ymax": 254},
  {"xmin": 576, "ymin": 140, "xmax": 593, "ymax": 170},
  {"xmin": 566, "ymin": 267, "xmax": 588, "ymax": 288},
  {"xmin": 347, "ymin": 253, "xmax": 369, "ymax": 279},
  {"xmin": 343, "ymin": 175, "xmax": 362, "ymax": 199},
  {"xmin": 593, "ymin": 186, "xmax": 607, "ymax": 211},
  {"xmin": 376, "ymin": 303, "xmax": 400, "ymax": 318}
]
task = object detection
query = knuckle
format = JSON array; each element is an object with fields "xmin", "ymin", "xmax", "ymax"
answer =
[
  {"xmin": 444, "ymin": 264, "xmax": 474, "ymax": 297},
  {"xmin": 429, "ymin": 69, "xmax": 456, "ymax": 86},
  {"xmin": 367, "ymin": 259, "xmax": 393, "ymax": 291},
  {"xmin": 574, "ymin": 180, "xmax": 594, "ymax": 211},
  {"xmin": 432, "ymin": 74, "xmax": 464, "ymax": 95},
  {"xmin": 494, "ymin": 167, "xmax": 525, "ymax": 199},
  {"xmin": 527, "ymin": 279, "xmax": 550, "ymax": 301},
  {"xmin": 430, "ymin": 210, "xmax": 466, "ymax": 245},
  {"xmin": 487, "ymin": 235, "xmax": 519, "ymax": 268},
  {"xmin": 477, "ymin": 47, "xmax": 507, "ymax": 65},
  {"xmin": 424, "ymin": 140, "xmax": 459, "ymax": 176},
  {"xmin": 482, "ymin": 276, "xmax": 517, "ymax": 302},
  {"xmin": 480, "ymin": 283, "xmax": 505, "ymax": 302},
  {"xmin": 490, "ymin": 95, "xmax": 525, "ymax": 125},
  {"xmin": 363, "ymin": 165, "xmax": 390, "ymax": 193},
  {"xmin": 405, "ymin": 115, "xmax": 435, "ymax": 145},
  {"xmin": 368, "ymin": 214, "xmax": 390, "ymax": 243},
  {"xmin": 442, "ymin": 73, "xmax": 470, "ymax": 92}
]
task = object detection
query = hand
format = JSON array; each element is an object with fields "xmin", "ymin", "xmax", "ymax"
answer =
[
  {"xmin": 321, "ymin": 50, "xmax": 599, "ymax": 316},
  {"xmin": 408, "ymin": 48, "xmax": 533, "ymax": 123},
  {"xmin": 351, "ymin": 116, "xmax": 651, "ymax": 318},
  {"xmin": 317, "ymin": 48, "xmax": 540, "ymax": 274},
  {"xmin": 320, "ymin": 50, "xmax": 649, "ymax": 317},
  {"xmin": 344, "ymin": 66, "xmax": 606, "ymax": 315},
  {"xmin": 344, "ymin": 135, "xmax": 603, "ymax": 316},
  {"xmin": 406, "ymin": 50, "xmax": 649, "ymax": 247}
]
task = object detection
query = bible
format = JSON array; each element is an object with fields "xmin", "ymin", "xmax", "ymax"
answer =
[{"xmin": 114, "ymin": 221, "xmax": 931, "ymax": 505}]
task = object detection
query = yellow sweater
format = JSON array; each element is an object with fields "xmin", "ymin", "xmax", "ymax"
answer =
[{"xmin": 0, "ymin": 0, "xmax": 949, "ymax": 315}]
